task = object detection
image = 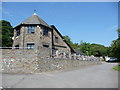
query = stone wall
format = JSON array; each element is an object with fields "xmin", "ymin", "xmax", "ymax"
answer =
[
  {"xmin": 13, "ymin": 25, "xmax": 52, "ymax": 50},
  {"xmin": 1, "ymin": 49, "xmax": 38, "ymax": 73},
  {"xmin": 1, "ymin": 49, "xmax": 101, "ymax": 74},
  {"xmin": 0, "ymin": 50, "xmax": 2, "ymax": 73},
  {"xmin": 37, "ymin": 58, "xmax": 101, "ymax": 73},
  {"xmin": 37, "ymin": 46, "xmax": 52, "ymax": 58}
]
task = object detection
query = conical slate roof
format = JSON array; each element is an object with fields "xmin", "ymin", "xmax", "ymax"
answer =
[{"xmin": 21, "ymin": 13, "xmax": 50, "ymax": 27}]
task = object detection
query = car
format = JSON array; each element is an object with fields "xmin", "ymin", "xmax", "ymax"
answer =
[{"xmin": 107, "ymin": 57, "xmax": 118, "ymax": 62}]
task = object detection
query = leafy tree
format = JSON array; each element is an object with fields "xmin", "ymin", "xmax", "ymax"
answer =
[
  {"xmin": 63, "ymin": 35, "xmax": 75, "ymax": 48},
  {"xmin": 110, "ymin": 39, "xmax": 120, "ymax": 61},
  {"xmin": 79, "ymin": 41, "xmax": 92, "ymax": 55},
  {"xmin": 90, "ymin": 44, "xmax": 108, "ymax": 59},
  {"xmin": 63, "ymin": 35, "xmax": 109, "ymax": 57},
  {"xmin": 108, "ymin": 29, "xmax": 120, "ymax": 61},
  {"xmin": 79, "ymin": 42, "xmax": 108, "ymax": 57},
  {"xmin": 72, "ymin": 43, "xmax": 79, "ymax": 49},
  {"xmin": 118, "ymin": 29, "xmax": 120, "ymax": 32},
  {"xmin": 117, "ymin": 29, "xmax": 120, "ymax": 39},
  {"xmin": 0, "ymin": 20, "xmax": 13, "ymax": 47},
  {"xmin": 63, "ymin": 35, "xmax": 71, "ymax": 44}
]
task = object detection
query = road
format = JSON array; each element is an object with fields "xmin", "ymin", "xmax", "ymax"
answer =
[{"xmin": 2, "ymin": 62, "xmax": 118, "ymax": 88}]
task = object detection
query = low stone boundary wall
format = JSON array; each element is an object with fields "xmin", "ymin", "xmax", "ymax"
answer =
[
  {"xmin": 1, "ymin": 49, "xmax": 102, "ymax": 74},
  {"xmin": 37, "ymin": 58, "xmax": 101, "ymax": 73},
  {"xmin": 1, "ymin": 57, "xmax": 101, "ymax": 74}
]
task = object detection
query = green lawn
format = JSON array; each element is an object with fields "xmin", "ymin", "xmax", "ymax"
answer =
[{"xmin": 113, "ymin": 65, "xmax": 120, "ymax": 71}]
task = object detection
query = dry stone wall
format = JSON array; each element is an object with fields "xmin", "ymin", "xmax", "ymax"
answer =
[{"xmin": 1, "ymin": 49, "xmax": 101, "ymax": 74}]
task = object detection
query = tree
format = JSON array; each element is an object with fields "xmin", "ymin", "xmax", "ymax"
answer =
[
  {"xmin": 117, "ymin": 29, "xmax": 120, "ymax": 39},
  {"xmin": 79, "ymin": 41, "xmax": 92, "ymax": 55},
  {"xmin": 108, "ymin": 29, "xmax": 120, "ymax": 61},
  {"xmin": 63, "ymin": 35, "xmax": 71, "ymax": 44},
  {"xmin": 0, "ymin": 20, "xmax": 13, "ymax": 47},
  {"xmin": 110, "ymin": 39, "xmax": 120, "ymax": 61},
  {"xmin": 63, "ymin": 35, "xmax": 109, "ymax": 57},
  {"xmin": 118, "ymin": 29, "xmax": 120, "ymax": 32},
  {"xmin": 79, "ymin": 42, "xmax": 108, "ymax": 57},
  {"xmin": 90, "ymin": 44, "xmax": 108, "ymax": 58},
  {"xmin": 63, "ymin": 35, "xmax": 75, "ymax": 48}
]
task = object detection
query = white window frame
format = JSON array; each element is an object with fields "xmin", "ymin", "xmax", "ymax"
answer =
[{"xmin": 27, "ymin": 26, "xmax": 35, "ymax": 34}]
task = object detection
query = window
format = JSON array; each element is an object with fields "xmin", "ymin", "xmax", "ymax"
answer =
[
  {"xmin": 43, "ymin": 43, "xmax": 49, "ymax": 48},
  {"xmin": 15, "ymin": 44, "xmax": 19, "ymax": 49},
  {"xmin": 27, "ymin": 43, "xmax": 35, "ymax": 49},
  {"xmin": 43, "ymin": 29, "xmax": 49, "ymax": 36},
  {"xmin": 55, "ymin": 36, "xmax": 59, "ymax": 43},
  {"xmin": 27, "ymin": 26, "xmax": 35, "ymax": 34},
  {"xmin": 16, "ymin": 29, "xmax": 20, "ymax": 36}
]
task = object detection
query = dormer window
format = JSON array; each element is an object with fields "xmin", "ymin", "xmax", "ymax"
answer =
[{"xmin": 27, "ymin": 26, "xmax": 35, "ymax": 34}]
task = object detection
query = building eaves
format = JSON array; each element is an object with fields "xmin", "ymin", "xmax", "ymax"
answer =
[{"xmin": 50, "ymin": 25, "xmax": 76, "ymax": 54}]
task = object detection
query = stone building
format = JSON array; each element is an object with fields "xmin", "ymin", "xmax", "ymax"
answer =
[{"xmin": 13, "ymin": 13, "xmax": 75, "ymax": 57}]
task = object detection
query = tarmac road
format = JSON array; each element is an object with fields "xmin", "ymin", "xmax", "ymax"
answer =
[{"xmin": 2, "ymin": 62, "xmax": 118, "ymax": 88}]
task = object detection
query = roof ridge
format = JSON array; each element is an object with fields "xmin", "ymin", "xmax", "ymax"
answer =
[
  {"xmin": 35, "ymin": 15, "xmax": 49, "ymax": 27},
  {"xmin": 21, "ymin": 14, "xmax": 50, "ymax": 27}
]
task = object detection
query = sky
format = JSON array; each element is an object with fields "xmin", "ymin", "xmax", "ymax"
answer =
[{"xmin": 2, "ymin": 2, "xmax": 118, "ymax": 47}]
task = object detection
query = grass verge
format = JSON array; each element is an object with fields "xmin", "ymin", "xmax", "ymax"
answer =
[{"xmin": 113, "ymin": 65, "xmax": 120, "ymax": 71}]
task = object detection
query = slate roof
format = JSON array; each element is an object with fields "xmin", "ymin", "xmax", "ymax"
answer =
[
  {"xmin": 21, "ymin": 13, "xmax": 50, "ymax": 27},
  {"xmin": 50, "ymin": 25, "xmax": 76, "ymax": 54},
  {"xmin": 74, "ymin": 49, "xmax": 86, "ymax": 55}
]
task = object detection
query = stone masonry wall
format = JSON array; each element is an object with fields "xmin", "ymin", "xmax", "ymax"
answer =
[
  {"xmin": 1, "ymin": 49, "xmax": 101, "ymax": 74},
  {"xmin": 1, "ymin": 49, "xmax": 38, "ymax": 73},
  {"xmin": 13, "ymin": 25, "xmax": 52, "ymax": 50},
  {"xmin": 37, "ymin": 46, "xmax": 52, "ymax": 58}
]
